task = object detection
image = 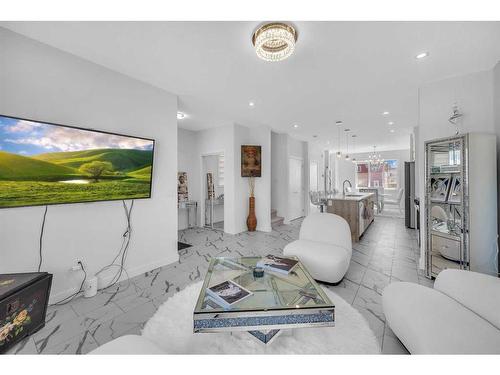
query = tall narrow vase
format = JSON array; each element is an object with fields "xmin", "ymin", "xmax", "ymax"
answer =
[{"xmin": 247, "ymin": 196, "xmax": 257, "ymax": 231}]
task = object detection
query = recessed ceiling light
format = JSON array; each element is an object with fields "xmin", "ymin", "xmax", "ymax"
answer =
[
  {"xmin": 382, "ymin": 111, "xmax": 390, "ymax": 116},
  {"xmin": 415, "ymin": 52, "xmax": 429, "ymax": 60},
  {"xmin": 293, "ymin": 124, "xmax": 299, "ymax": 128},
  {"xmin": 335, "ymin": 121, "xmax": 343, "ymax": 126},
  {"xmin": 388, "ymin": 121, "xmax": 394, "ymax": 125},
  {"xmin": 177, "ymin": 112, "xmax": 186, "ymax": 120},
  {"xmin": 390, "ymin": 129, "xmax": 395, "ymax": 133},
  {"xmin": 248, "ymin": 101, "xmax": 255, "ymax": 107},
  {"xmin": 312, "ymin": 135, "xmax": 318, "ymax": 138}
]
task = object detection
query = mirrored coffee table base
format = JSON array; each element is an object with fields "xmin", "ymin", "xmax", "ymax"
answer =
[{"xmin": 193, "ymin": 257, "xmax": 335, "ymax": 344}]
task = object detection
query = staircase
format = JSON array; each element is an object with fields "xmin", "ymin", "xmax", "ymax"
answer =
[{"xmin": 271, "ymin": 208, "xmax": 284, "ymax": 227}]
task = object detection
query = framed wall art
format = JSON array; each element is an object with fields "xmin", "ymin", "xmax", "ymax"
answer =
[
  {"xmin": 241, "ymin": 145, "xmax": 262, "ymax": 177},
  {"xmin": 178, "ymin": 172, "xmax": 188, "ymax": 202}
]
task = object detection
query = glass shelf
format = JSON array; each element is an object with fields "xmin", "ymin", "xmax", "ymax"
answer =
[
  {"xmin": 429, "ymin": 171, "xmax": 460, "ymax": 176},
  {"xmin": 426, "ymin": 135, "xmax": 467, "ymax": 279},
  {"xmin": 430, "ymin": 199, "xmax": 462, "ymax": 205},
  {"xmin": 431, "ymin": 226, "xmax": 462, "ymax": 239}
]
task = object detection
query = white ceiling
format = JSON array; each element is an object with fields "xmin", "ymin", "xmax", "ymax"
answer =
[{"xmin": 2, "ymin": 21, "xmax": 500, "ymax": 152}]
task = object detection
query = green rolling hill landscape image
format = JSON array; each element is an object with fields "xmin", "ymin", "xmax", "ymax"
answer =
[{"xmin": 0, "ymin": 148, "xmax": 154, "ymax": 208}]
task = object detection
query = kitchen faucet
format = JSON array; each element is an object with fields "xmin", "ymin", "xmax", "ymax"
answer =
[{"xmin": 342, "ymin": 180, "xmax": 352, "ymax": 196}]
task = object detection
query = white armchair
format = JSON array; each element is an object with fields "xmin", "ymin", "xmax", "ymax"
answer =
[
  {"xmin": 283, "ymin": 213, "xmax": 352, "ymax": 284},
  {"xmin": 383, "ymin": 269, "xmax": 500, "ymax": 354}
]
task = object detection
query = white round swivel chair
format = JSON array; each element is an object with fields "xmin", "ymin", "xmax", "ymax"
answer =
[{"xmin": 283, "ymin": 213, "xmax": 352, "ymax": 284}]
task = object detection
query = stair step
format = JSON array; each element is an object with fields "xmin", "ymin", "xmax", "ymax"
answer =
[{"xmin": 271, "ymin": 216, "xmax": 284, "ymax": 226}]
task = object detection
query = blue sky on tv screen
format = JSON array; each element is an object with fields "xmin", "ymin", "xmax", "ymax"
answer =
[{"xmin": 0, "ymin": 115, "xmax": 153, "ymax": 156}]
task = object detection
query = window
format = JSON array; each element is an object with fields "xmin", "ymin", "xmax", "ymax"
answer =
[
  {"xmin": 356, "ymin": 162, "xmax": 369, "ymax": 187},
  {"xmin": 218, "ymin": 154, "xmax": 225, "ymax": 187},
  {"xmin": 355, "ymin": 159, "xmax": 399, "ymax": 189}
]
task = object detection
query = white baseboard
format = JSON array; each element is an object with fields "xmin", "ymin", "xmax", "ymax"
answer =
[
  {"xmin": 48, "ymin": 255, "xmax": 179, "ymax": 304},
  {"xmin": 257, "ymin": 225, "xmax": 272, "ymax": 232}
]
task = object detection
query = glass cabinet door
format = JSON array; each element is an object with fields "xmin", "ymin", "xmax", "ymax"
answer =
[{"xmin": 426, "ymin": 136, "xmax": 467, "ymax": 278}]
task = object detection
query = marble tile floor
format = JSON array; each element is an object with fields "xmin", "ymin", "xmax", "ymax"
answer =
[{"xmin": 8, "ymin": 215, "xmax": 431, "ymax": 355}]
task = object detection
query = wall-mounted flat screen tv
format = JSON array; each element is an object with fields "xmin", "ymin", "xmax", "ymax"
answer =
[{"xmin": 0, "ymin": 114, "xmax": 155, "ymax": 209}]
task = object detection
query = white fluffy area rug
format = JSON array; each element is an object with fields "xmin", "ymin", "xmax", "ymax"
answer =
[{"xmin": 142, "ymin": 282, "xmax": 380, "ymax": 354}]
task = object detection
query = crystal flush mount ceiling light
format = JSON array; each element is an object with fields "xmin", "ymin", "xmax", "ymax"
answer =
[
  {"xmin": 177, "ymin": 112, "xmax": 186, "ymax": 120},
  {"xmin": 252, "ymin": 22, "xmax": 297, "ymax": 62},
  {"xmin": 416, "ymin": 51, "xmax": 429, "ymax": 59}
]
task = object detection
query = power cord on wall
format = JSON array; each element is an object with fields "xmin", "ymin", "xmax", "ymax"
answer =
[
  {"xmin": 36, "ymin": 204, "xmax": 87, "ymax": 305},
  {"xmin": 96, "ymin": 200, "xmax": 134, "ymax": 292},
  {"xmin": 37, "ymin": 205, "xmax": 48, "ymax": 272},
  {"xmin": 50, "ymin": 261, "xmax": 87, "ymax": 306},
  {"xmin": 38, "ymin": 199, "xmax": 134, "ymax": 305}
]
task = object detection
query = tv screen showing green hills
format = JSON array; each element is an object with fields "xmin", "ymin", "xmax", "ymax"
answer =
[{"xmin": 0, "ymin": 115, "xmax": 154, "ymax": 208}]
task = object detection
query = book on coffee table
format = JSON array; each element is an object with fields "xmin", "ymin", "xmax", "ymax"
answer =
[
  {"xmin": 205, "ymin": 280, "xmax": 253, "ymax": 308},
  {"xmin": 256, "ymin": 255, "xmax": 298, "ymax": 274}
]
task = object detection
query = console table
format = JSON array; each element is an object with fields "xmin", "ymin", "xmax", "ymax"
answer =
[{"xmin": 178, "ymin": 200, "xmax": 198, "ymax": 228}]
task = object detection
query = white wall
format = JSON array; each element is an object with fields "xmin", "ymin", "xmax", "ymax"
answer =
[
  {"xmin": 0, "ymin": 28, "xmax": 178, "ymax": 302},
  {"xmin": 271, "ymin": 133, "xmax": 309, "ymax": 223},
  {"xmin": 308, "ymin": 142, "xmax": 329, "ymax": 192},
  {"xmin": 417, "ymin": 68, "xmax": 496, "ymax": 269},
  {"xmin": 288, "ymin": 137, "xmax": 309, "ymax": 218},
  {"xmin": 271, "ymin": 132, "xmax": 288, "ymax": 220},
  {"xmin": 494, "ymin": 62, "xmax": 500, "ymax": 273},
  {"xmin": 178, "ymin": 128, "xmax": 199, "ymax": 230},
  {"xmin": 308, "ymin": 142, "xmax": 324, "ymax": 191},
  {"xmin": 234, "ymin": 124, "xmax": 271, "ymax": 233}
]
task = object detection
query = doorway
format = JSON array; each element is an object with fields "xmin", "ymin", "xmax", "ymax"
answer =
[
  {"xmin": 289, "ymin": 157, "xmax": 305, "ymax": 220},
  {"xmin": 202, "ymin": 152, "xmax": 225, "ymax": 230}
]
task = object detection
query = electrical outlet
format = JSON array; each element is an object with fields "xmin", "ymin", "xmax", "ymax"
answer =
[{"xmin": 71, "ymin": 260, "xmax": 83, "ymax": 271}]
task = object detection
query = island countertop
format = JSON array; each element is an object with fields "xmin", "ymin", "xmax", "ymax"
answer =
[
  {"xmin": 327, "ymin": 192, "xmax": 375, "ymax": 202},
  {"xmin": 326, "ymin": 192, "xmax": 376, "ymax": 242}
]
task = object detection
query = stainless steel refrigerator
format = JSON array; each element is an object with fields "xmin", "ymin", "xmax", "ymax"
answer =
[{"xmin": 404, "ymin": 161, "xmax": 416, "ymax": 228}]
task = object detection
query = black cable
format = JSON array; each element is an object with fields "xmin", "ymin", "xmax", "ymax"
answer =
[
  {"xmin": 35, "ymin": 205, "xmax": 86, "ymax": 306},
  {"xmin": 109, "ymin": 200, "xmax": 133, "ymax": 287},
  {"xmin": 49, "ymin": 199, "xmax": 134, "ymax": 305},
  {"xmin": 96, "ymin": 200, "xmax": 134, "ymax": 292},
  {"xmin": 37, "ymin": 206, "xmax": 48, "ymax": 272},
  {"xmin": 50, "ymin": 261, "xmax": 87, "ymax": 306}
]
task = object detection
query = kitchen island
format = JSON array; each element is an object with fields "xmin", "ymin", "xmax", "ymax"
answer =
[{"xmin": 326, "ymin": 193, "xmax": 375, "ymax": 242}]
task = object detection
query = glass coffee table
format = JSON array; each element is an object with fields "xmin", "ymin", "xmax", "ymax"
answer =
[{"xmin": 193, "ymin": 256, "xmax": 335, "ymax": 344}]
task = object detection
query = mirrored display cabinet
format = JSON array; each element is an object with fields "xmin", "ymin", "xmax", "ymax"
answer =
[{"xmin": 425, "ymin": 133, "xmax": 497, "ymax": 278}]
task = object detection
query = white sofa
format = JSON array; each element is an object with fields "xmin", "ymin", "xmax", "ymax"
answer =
[
  {"xmin": 283, "ymin": 213, "xmax": 352, "ymax": 284},
  {"xmin": 89, "ymin": 335, "xmax": 164, "ymax": 354},
  {"xmin": 383, "ymin": 269, "xmax": 500, "ymax": 354}
]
